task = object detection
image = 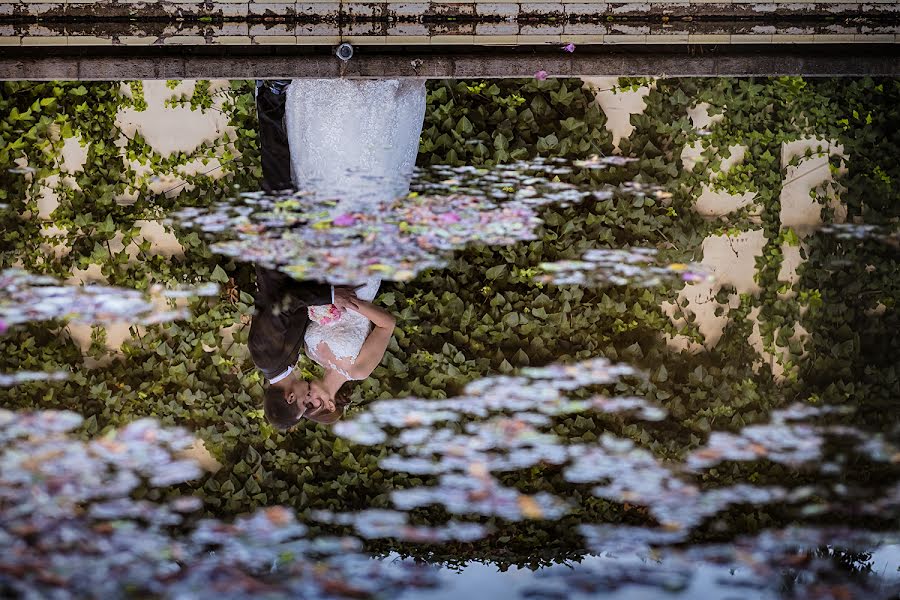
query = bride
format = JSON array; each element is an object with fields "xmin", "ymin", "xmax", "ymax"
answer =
[
  {"xmin": 261, "ymin": 78, "xmax": 425, "ymax": 428},
  {"xmin": 302, "ymin": 280, "xmax": 396, "ymax": 424}
]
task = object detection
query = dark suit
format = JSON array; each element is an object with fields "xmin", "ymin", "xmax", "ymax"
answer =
[
  {"xmin": 249, "ymin": 266, "xmax": 331, "ymax": 381},
  {"xmin": 256, "ymin": 80, "xmax": 294, "ymax": 193},
  {"xmin": 248, "ymin": 81, "xmax": 330, "ymax": 381}
]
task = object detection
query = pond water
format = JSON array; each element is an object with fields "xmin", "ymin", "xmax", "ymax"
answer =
[{"xmin": 0, "ymin": 76, "xmax": 899, "ymax": 599}]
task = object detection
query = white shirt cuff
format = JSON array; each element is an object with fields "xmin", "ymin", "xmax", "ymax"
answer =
[{"xmin": 269, "ymin": 365, "xmax": 293, "ymax": 385}]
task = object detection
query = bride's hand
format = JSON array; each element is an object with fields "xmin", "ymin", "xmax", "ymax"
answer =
[
  {"xmin": 333, "ymin": 285, "xmax": 362, "ymax": 310},
  {"xmin": 343, "ymin": 297, "xmax": 363, "ymax": 312}
]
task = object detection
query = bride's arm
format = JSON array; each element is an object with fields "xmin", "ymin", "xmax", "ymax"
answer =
[
  {"xmin": 346, "ymin": 298, "xmax": 395, "ymax": 329},
  {"xmin": 345, "ymin": 299, "xmax": 396, "ymax": 380}
]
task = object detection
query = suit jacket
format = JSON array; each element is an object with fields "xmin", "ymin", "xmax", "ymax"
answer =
[
  {"xmin": 250, "ymin": 83, "xmax": 331, "ymax": 380},
  {"xmin": 248, "ymin": 266, "xmax": 331, "ymax": 381}
]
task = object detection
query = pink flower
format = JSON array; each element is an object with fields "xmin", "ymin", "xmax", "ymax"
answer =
[
  {"xmin": 562, "ymin": 42, "xmax": 575, "ymax": 53},
  {"xmin": 332, "ymin": 213, "xmax": 356, "ymax": 227},
  {"xmin": 308, "ymin": 304, "xmax": 344, "ymax": 325},
  {"xmin": 438, "ymin": 212, "xmax": 461, "ymax": 224},
  {"xmin": 534, "ymin": 70, "xmax": 548, "ymax": 81}
]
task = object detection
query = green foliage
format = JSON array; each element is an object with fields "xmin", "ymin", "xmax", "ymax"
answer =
[
  {"xmin": 165, "ymin": 80, "xmax": 217, "ymax": 112},
  {"xmin": 0, "ymin": 77, "xmax": 898, "ymax": 567},
  {"xmin": 420, "ymin": 79, "xmax": 612, "ymax": 166}
]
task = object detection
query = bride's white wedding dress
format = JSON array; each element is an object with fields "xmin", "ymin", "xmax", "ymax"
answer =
[
  {"xmin": 285, "ymin": 78, "xmax": 425, "ymax": 371},
  {"xmin": 285, "ymin": 78, "xmax": 427, "ymax": 205},
  {"xmin": 304, "ymin": 277, "xmax": 380, "ymax": 379}
]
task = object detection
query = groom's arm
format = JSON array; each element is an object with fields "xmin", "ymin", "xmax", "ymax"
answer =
[
  {"xmin": 255, "ymin": 266, "xmax": 332, "ymax": 311},
  {"xmin": 285, "ymin": 279, "xmax": 333, "ymax": 309}
]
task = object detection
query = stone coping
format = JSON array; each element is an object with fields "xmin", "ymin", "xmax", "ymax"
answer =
[
  {"xmin": 2, "ymin": 45, "xmax": 899, "ymax": 78},
  {"xmin": 4, "ymin": 0, "xmax": 899, "ymax": 4}
]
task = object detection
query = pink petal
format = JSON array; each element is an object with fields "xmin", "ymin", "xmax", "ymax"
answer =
[
  {"xmin": 438, "ymin": 212, "xmax": 461, "ymax": 224},
  {"xmin": 332, "ymin": 213, "xmax": 357, "ymax": 227},
  {"xmin": 534, "ymin": 70, "xmax": 548, "ymax": 81},
  {"xmin": 563, "ymin": 43, "xmax": 575, "ymax": 53}
]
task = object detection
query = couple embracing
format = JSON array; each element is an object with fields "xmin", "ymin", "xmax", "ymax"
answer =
[
  {"xmin": 249, "ymin": 267, "xmax": 395, "ymax": 427},
  {"xmin": 248, "ymin": 77, "xmax": 426, "ymax": 429}
]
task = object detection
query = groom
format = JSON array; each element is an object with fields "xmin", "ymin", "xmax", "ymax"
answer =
[
  {"xmin": 248, "ymin": 80, "xmax": 357, "ymax": 428},
  {"xmin": 249, "ymin": 266, "xmax": 359, "ymax": 426}
]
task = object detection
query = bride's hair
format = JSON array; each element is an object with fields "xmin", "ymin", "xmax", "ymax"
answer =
[{"xmin": 333, "ymin": 381, "xmax": 354, "ymax": 410}]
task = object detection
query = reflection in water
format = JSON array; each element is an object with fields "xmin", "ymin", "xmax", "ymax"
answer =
[
  {"xmin": 0, "ymin": 268, "xmax": 218, "ymax": 381},
  {"xmin": 250, "ymin": 266, "xmax": 396, "ymax": 428},
  {"xmin": 0, "ymin": 409, "xmax": 439, "ymax": 599},
  {"xmin": 174, "ymin": 81, "xmax": 629, "ymax": 284},
  {"xmin": 537, "ymin": 247, "xmax": 711, "ymax": 288},
  {"xmin": 248, "ymin": 80, "xmax": 408, "ymax": 429},
  {"xmin": 1, "ymin": 76, "xmax": 899, "ymax": 598},
  {"xmin": 286, "ymin": 79, "xmax": 426, "ymax": 204},
  {"xmin": 0, "ymin": 269, "xmax": 217, "ymax": 328},
  {"xmin": 173, "ymin": 169, "xmax": 584, "ymax": 282}
]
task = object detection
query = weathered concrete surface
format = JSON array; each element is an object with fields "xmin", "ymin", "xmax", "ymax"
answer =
[
  {"xmin": 1, "ymin": 0, "xmax": 897, "ymax": 47},
  {"xmin": 582, "ymin": 76, "xmax": 653, "ymax": 149},
  {"xmin": 3, "ymin": 0, "xmax": 899, "ymax": 22},
  {"xmin": 2, "ymin": 45, "xmax": 899, "ymax": 79}
]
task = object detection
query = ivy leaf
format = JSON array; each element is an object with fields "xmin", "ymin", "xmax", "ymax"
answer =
[
  {"xmin": 210, "ymin": 265, "xmax": 229, "ymax": 283},
  {"xmin": 655, "ymin": 364, "xmax": 668, "ymax": 383},
  {"xmin": 455, "ymin": 116, "xmax": 473, "ymax": 135},
  {"xmin": 485, "ymin": 265, "xmax": 507, "ymax": 280},
  {"xmin": 783, "ymin": 228, "xmax": 801, "ymax": 247},
  {"xmin": 379, "ymin": 292, "xmax": 395, "ymax": 306},
  {"xmin": 536, "ymin": 134, "xmax": 559, "ymax": 153}
]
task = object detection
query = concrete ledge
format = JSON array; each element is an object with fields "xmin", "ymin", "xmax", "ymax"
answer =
[
  {"xmin": 1, "ymin": 44, "xmax": 898, "ymax": 79},
  {"xmin": 2, "ymin": 23, "xmax": 898, "ymax": 45},
  {"xmin": 0, "ymin": 32, "xmax": 900, "ymax": 49}
]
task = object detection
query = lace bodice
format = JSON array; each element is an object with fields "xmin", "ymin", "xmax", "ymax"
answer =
[{"xmin": 304, "ymin": 278, "xmax": 381, "ymax": 379}]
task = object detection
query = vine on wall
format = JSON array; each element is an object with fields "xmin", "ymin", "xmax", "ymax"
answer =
[{"xmin": 0, "ymin": 77, "xmax": 897, "ymax": 566}]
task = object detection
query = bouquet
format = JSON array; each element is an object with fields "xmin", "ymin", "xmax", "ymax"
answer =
[{"xmin": 308, "ymin": 304, "xmax": 344, "ymax": 325}]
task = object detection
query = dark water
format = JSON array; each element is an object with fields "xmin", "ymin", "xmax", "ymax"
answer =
[{"xmin": 0, "ymin": 77, "xmax": 899, "ymax": 599}]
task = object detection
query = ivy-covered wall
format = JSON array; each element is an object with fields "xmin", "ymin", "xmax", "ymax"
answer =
[{"xmin": 0, "ymin": 76, "xmax": 897, "ymax": 566}]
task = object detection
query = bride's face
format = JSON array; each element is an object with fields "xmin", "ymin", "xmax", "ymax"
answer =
[{"xmin": 308, "ymin": 379, "xmax": 335, "ymax": 413}]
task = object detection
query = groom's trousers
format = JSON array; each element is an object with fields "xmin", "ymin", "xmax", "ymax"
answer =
[{"xmin": 255, "ymin": 80, "xmax": 294, "ymax": 193}]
